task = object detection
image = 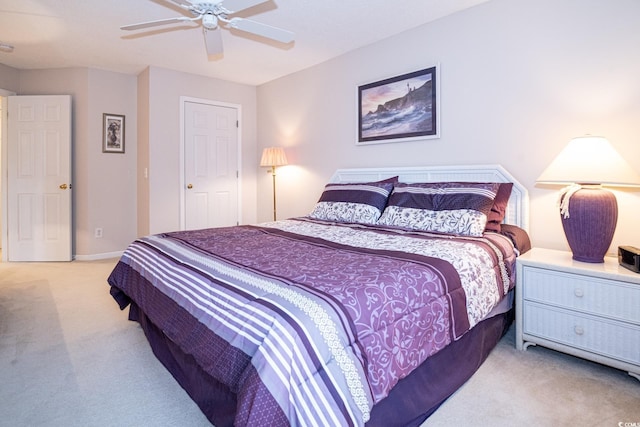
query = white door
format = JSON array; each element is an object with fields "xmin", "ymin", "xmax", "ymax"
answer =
[
  {"xmin": 7, "ymin": 95, "xmax": 72, "ymax": 261},
  {"xmin": 183, "ymin": 100, "xmax": 239, "ymax": 230}
]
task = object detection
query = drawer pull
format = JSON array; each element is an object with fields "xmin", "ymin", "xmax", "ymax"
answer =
[
  {"xmin": 574, "ymin": 288, "xmax": 584, "ymax": 297},
  {"xmin": 574, "ymin": 325, "xmax": 584, "ymax": 335}
]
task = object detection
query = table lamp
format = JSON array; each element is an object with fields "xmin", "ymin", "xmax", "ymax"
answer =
[
  {"xmin": 260, "ymin": 147, "xmax": 288, "ymax": 221},
  {"xmin": 537, "ymin": 136, "xmax": 640, "ymax": 263}
]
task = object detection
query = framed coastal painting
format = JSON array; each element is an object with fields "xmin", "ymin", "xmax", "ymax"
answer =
[
  {"xmin": 357, "ymin": 66, "xmax": 439, "ymax": 145},
  {"xmin": 102, "ymin": 113, "xmax": 125, "ymax": 153}
]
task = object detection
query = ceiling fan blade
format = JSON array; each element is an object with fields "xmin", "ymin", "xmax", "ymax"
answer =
[
  {"xmin": 228, "ymin": 18, "xmax": 294, "ymax": 43},
  {"xmin": 203, "ymin": 27, "xmax": 224, "ymax": 56},
  {"xmin": 222, "ymin": 0, "xmax": 268, "ymax": 14},
  {"xmin": 165, "ymin": 0, "xmax": 194, "ymax": 6},
  {"xmin": 121, "ymin": 17, "xmax": 193, "ymax": 31}
]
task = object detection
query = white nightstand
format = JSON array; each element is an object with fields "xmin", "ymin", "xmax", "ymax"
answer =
[{"xmin": 515, "ymin": 248, "xmax": 640, "ymax": 381}]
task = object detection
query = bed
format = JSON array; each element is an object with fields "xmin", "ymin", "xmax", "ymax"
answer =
[{"xmin": 108, "ymin": 164, "xmax": 530, "ymax": 427}]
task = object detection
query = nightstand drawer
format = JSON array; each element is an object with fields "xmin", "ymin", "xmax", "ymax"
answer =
[
  {"xmin": 522, "ymin": 266, "xmax": 640, "ymax": 324},
  {"xmin": 523, "ymin": 302, "xmax": 640, "ymax": 366}
]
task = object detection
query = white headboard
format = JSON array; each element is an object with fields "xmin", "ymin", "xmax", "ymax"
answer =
[{"xmin": 329, "ymin": 164, "xmax": 530, "ymax": 231}]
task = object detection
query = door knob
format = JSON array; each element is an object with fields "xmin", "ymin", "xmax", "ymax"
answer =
[
  {"xmin": 59, "ymin": 184, "xmax": 68, "ymax": 190},
  {"xmin": 187, "ymin": 184, "xmax": 193, "ymax": 189}
]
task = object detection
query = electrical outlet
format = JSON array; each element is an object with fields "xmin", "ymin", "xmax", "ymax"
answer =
[{"xmin": 95, "ymin": 228, "xmax": 103, "ymax": 238}]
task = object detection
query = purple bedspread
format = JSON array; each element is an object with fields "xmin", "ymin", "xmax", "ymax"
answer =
[{"xmin": 108, "ymin": 218, "xmax": 517, "ymax": 426}]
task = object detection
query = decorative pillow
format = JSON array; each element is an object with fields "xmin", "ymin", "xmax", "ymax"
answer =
[
  {"xmin": 377, "ymin": 182, "xmax": 501, "ymax": 237},
  {"xmin": 485, "ymin": 183, "xmax": 514, "ymax": 233},
  {"xmin": 308, "ymin": 181, "xmax": 394, "ymax": 225},
  {"xmin": 500, "ymin": 224, "xmax": 532, "ymax": 254}
]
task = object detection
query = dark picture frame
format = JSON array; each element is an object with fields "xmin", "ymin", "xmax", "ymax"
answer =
[
  {"xmin": 102, "ymin": 113, "xmax": 125, "ymax": 153},
  {"xmin": 357, "ymin": 66, "xmax": 439, "ymax": 145}
]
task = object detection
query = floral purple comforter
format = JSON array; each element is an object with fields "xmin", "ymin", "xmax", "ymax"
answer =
[{"xmin": 108, "ymin": 218, "xmax": 517, "ymax": 426}]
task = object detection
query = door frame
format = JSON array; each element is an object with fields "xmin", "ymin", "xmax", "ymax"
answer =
[
  {"xmin": 0, "ymin": 88, "xmax": 17, "ymax": 262},
  {"xmin": 179, "ymin": 96, "xmax": 242, "ymax": 230}
]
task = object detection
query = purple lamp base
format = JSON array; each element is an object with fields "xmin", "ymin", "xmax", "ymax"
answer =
[{"xmin": 560, "ymin": 186, "xmax": 618, "ymax": 263}]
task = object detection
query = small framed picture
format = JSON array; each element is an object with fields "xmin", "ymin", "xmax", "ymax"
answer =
[
  {"xmin": 357, "ymin": 66, "xmax": 439, "ymax": 145},
  {"xmin": 102, "ymin": 113, "xmax": 125, "ymax": 153}
]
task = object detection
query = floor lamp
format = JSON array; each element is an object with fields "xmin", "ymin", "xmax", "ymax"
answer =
[
  {"xmin": 260, "ymin": 147, "xmax": 288, "ymax": 221},
  {"xmin": 537, "ymin": 136, "xmax": 640, "ymax": 263}
]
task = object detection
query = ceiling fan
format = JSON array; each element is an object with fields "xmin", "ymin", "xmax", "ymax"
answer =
[{"xmin": 121, "ymin": 0, "xmax": 294, "ymax": 56}]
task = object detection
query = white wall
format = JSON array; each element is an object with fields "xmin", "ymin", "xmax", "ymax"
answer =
[
  {"xmin": 17, "ymin": 67, "xmax": 138, "ymax": 258},
  {"xmin": 142, "ymin": 66, "xmax": 258, "ymax": 235},
  {"xmin": 0, "ymin": 64, "xmax": 19, "ymax": 92},
  {"xmin": 0, "ymin": 96, "xmax": 3, "ymax": 250},
  {"xmin": 0, "ymin": 66, "xmax": 22, "ymax": 258},
  {"xmin": 257, "ymin": 0, "xmax": 640, "ymax": 255},
  {"xmin": 86, "ymin": 68, "xmax": 137, "ymax": 258}
]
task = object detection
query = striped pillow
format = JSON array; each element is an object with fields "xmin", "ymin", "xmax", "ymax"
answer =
[
  {"xmin": 309, "ymin": 182, "xmax": 394, "ymax": 225},
  {"xmin": 377, "ymin": 182, "xmax": 501, "ymax": 236}
]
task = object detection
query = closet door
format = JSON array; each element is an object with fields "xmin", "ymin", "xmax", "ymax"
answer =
[{"xmin": 183, "ymin": 100, "xmax": 239, "ymax": 230}]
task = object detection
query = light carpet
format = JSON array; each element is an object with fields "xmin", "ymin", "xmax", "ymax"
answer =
[{"xmin": 1, "ymin": 259, "xmax": 638, "ymax": 427}]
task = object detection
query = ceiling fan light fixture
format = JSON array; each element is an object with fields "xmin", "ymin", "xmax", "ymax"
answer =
[{"xmin": 202, "ymin": 13, "xmax": 218, "ymax": 30}]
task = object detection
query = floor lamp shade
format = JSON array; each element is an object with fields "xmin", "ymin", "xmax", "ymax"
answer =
[
  {"xmin": 537, "ymin": 136, "xmax": 640, "ymax": 263},
  {"xmin": 260, "ymin": 147, "xmax": 288, "ymax": 169},
  {"xmin": 260, "ymin": 147, "xmax": 288, "ymax": 221}
]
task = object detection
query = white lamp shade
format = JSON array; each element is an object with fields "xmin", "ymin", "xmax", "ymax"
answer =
[
  {"xmin": 537, "ymin": 136, "xmax": 640, "ymax": 187},
  {"xmin": 260, "ymin": 147, "xmax": 288, "ymax": 167}
]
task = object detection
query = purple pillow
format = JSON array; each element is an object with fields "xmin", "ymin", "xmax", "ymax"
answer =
[
  {"xmin": 309, "ymin": 181, "xmax": 394, "ymax": 225},
  {"xmin": 377, "ymin": 182, "xmax": 500, "ymax": 237},
  {"xmin": 485, "ymin": 183, "xmax": 513, "ymax": 233}
]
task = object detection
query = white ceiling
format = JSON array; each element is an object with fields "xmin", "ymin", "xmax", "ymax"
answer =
[{"xmin": 0, "ymin": 0, "xmax": 490, "ymax": 86}]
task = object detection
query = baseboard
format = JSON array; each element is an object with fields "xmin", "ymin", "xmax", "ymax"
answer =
[{"xmin": 74, "ymin": 251, "xmax": 123, "ymax": 261}]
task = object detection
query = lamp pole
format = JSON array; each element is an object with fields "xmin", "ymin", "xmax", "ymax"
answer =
[
  {"xmin": 260, "ymin": 147, "xmax": 288, "ymax": 222},
  {"xmin": 270, "ymin": 166, "xmax": 277, "ymax": 221}
]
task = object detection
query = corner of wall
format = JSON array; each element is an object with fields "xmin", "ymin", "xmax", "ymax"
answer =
[{"xmin": 137, "ymin": 68, "xmax": 150, "ymax": 237}]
